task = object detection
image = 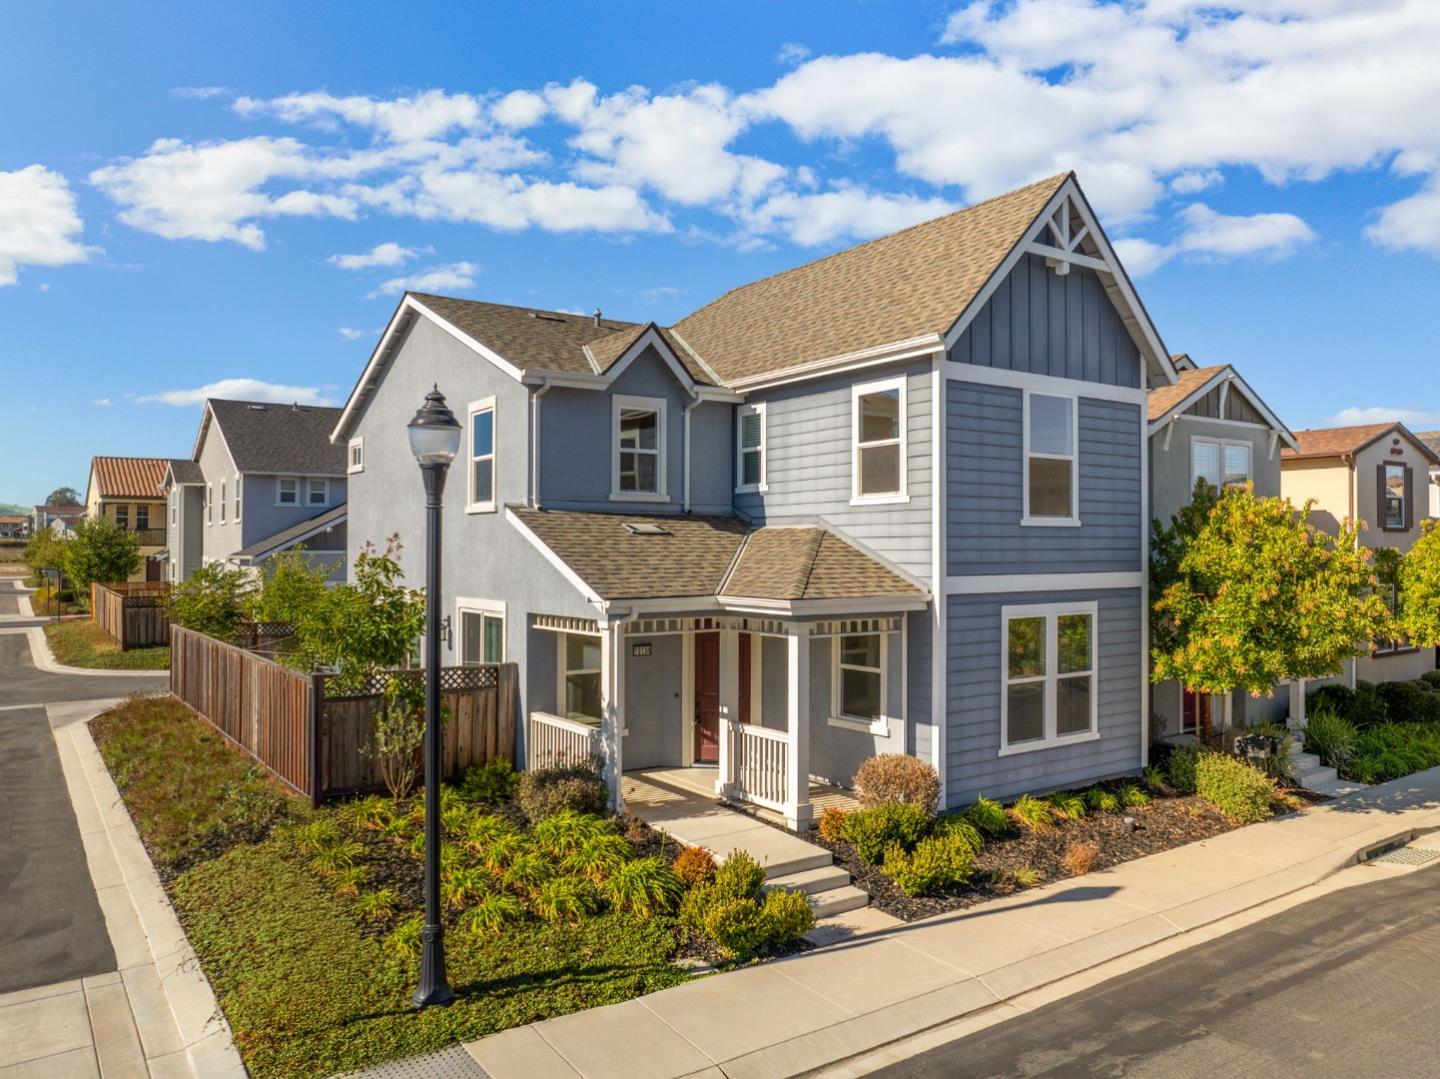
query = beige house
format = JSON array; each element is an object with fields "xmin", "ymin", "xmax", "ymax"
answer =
[
  {"xmin": 83, "ymin": 456, "xmax": 170, "ymax": 582},
  {"xmin": 1281, "ymin": 423, "xmax": 1440, "ymax": 682}
]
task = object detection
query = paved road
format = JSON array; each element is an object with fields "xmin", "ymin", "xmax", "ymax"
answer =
[
  {"xmin": 876, "ymin": 866, "xmax": 1440, "ymax": 1078},
  {"xmin": 0, "ymin": 591, "xmax": 17, "ymax": 616},
  {"xmin": 0, "ymin": 631, "xmax": 167, "ymax": 707}
]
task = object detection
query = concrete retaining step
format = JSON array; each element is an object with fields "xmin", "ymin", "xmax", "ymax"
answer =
[
  {"xmin": 762, "ymin": 864, "xmax": 852, "ymax": 896},
  {"xmin": 808, "ymin": 885, "xmax": 871, "ymax": 919}
]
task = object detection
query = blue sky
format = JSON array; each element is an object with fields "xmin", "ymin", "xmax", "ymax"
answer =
[{"xmin": 3, "ymin": 0, "xmax": 1439, "ymax": 505}]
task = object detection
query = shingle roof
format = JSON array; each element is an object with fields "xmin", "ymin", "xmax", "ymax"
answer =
[
  {"xmin": 409, "ymin": 294, "xmax": 639, "ymax": 377},
  {"xmin": 238, "ymin": 503, "xmax": 347, "ymax": 559},
  {"xmin": 583, "ymin": 323, "xmax": 714, "ymax": 384},
  {"xmin": 1415, "ymin": 431, "xmax": 1440, "ymax": 459},
  {"xmin": 671, "ymin": 173, "xmax": 1069, "ymax": 384},
  {"xmin": 207, "ymin": 400, "xmax": 346, "ymax": 475},
  {"xmin": 1147, "ymin": 365, "xmax": 1228, "ymax": 423},
  {"xmin": 165, "ymin": 459, "xmax": 204, "ymax": 485},
  {"xmin": 1283, "ymin": 423, "xmax": 1399, "ymax": 460},
  {"xmin": 90, "ymin": 456, "xmax": 169, "ymax": 500},
  {"xmin": 509, "ymin": 507, "xmax": 925, "ymax": 603}
]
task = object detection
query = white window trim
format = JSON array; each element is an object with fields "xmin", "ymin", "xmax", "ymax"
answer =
[
  {"xmin": 276, "ymin": 477, "xmax": 298, "ymax": 507},
  {"xmin": 829, "ymin": 631, "xmax": 891, "ymax": 735},
  {"xmin": 1191, "ymin": 437, "xmax": 1253, "ymax": 491},
  {"xmin": 1021, "ymin": 390, "xmax": 1080, "ymax": 527},
  {"xmin": 218, "ymin": 480, "xmax": 226, "ymax": 524},
  {"xmin": 998, "ymin": 600, "xmax": 1100, "ymax": 756},
  {"xmin": 169, "ymin": 490, "xmax": 177, "ymax": 527},
  {"xmin": 347, "ymin": 437, "xmax": 365, "ymax": 475},
  {"xmin": 467, "ymin": 397, "xmax": 497, "ymax": 514},
  {"xmin": 851, "ymin": 376, "xmax": 909, "ymax": 505},
  {"xmin": 306, "ymin": 478, "xmax": 330, "ymax": 507},
  {"xmin": 735, "ymin": 401, "xmax": 768, "ymax": 494},
  {"xmin": 456, "ymin": 596, "xmax": 506, "ymax": 663},
  {"xmin": 610, "ymin": 393, "xmax": 668, "ymax": 502},
  {"xmin": 234, "ymin": 474, "xmax": 241, "ymax": 522},
  {"xmin": 556, "ymin": 630, "xmax": 604, "ymax": 723},
  {"xmin": 205, "ymin": 483, "xmax": 213, "ymax": 525}
]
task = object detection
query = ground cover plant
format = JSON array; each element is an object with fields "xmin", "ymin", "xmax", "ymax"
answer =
[
  {"xmin": 46, "ymin": 620, "xmax": 168, "ymax": 670},
  {"xmin": 1303, "ymin": 678, "xmax": 1440, "ymax": 784}
]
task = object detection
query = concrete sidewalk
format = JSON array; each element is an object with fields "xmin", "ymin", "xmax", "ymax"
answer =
[{"xmin": 467, "ymin": 769, "xmax": 1440, "ymax": 1079}]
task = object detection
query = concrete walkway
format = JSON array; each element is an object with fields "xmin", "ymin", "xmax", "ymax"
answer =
[{"xmin": 469, "ymin": 768, "xmax": 1440, "ymax": 1079}]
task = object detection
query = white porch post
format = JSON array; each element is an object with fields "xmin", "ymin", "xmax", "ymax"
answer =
[
  {"xmin": 785, "ymin": 627, "xmax": 812, "ymax": 830},
  {"xmin": 716, "ymin": 629, "xmax": 739, "ymax": 796},
  {"xmin": 1290, "ymin": 677, "xmax": 1308, "ymax": 729},
  {"xmin": 600, "ymin": 623, "xmax": 625, "ymax": 812}
]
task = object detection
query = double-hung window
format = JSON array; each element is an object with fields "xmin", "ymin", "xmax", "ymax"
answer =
[
  {"xmin": 115, "ymin": 505, "xmax": 129, "ymax": 529},
  {"xmin": 234, "ymin": 476, "xmax": 241, "ymax": 522},
  {"xmin": 219, "ymin": 480, "xmax": 226, "ymax": 523},
  {"xmin": 1193, "ymin": 439, "xmax": 1251, "ymax": 494},
  {"xmin": 1383, "ymin": 463, "xmax": 1406, "ymax": 530},
  {"xmin": 559, "ymin": 633, "xmax": 602, "ymax": 721},
  {"xmin": 736, "ymin": 403, "xmax": 766, "ymax": 492},
  {"xmin": 1001, "ymin": 602, "xmax": 1098, "ymax": 754},
  {"xmin": 852, "ymin": 378, "xmax": 906, "ymax": 502},
  {"xmin": 206, "ymin": 484, "xmax": 213, "ymax": 524},
  {"xmin": 307, "ymin": 479, "xmax": 328, "ymax": 506},
  {"xmin": 170, "ymin": 491, "xmax": 177, "ymax": 527},
  {"xmin": 278, "ymin": 478, "xmax": 298, "ymax": 506},
  {"xmin": 832, "ymin": 632, "xmax": 887, "ymax": 732},
  {"xmin": 348, "ymin": 437, "xmax": 365, "ymax": 474},
  {"xmin": 468, "ymin": 398, "xmax": 496, "ymax": 512},
  {"xmin": 135, "ymin": 505, "xmax": 149, "ymax": 532},
  {"xmin": 611, "ymin": 395, "xmax": 665, "ymax": 500},
  {"xmin": 1024, "ymin": 391, "xmax": 1077, "ymax": 524},
  {"xmin": 458, "ymin": 601, "xmax": 504, "ymax": 664},
  {"xmin": 1374, "ymin": 582, "xmax": 1401, "ymax": 654}
]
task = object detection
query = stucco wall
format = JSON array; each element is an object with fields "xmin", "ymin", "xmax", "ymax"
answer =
[
  {"xmin": 1150, "ymin": 418, "xmax": 1281, "ymax": 529},
  {"xmin": 1352, "ymin": 433, "xmax": 1429, "ymax": 552},
  {"xmin": 1280, "ymin": 458, "xmax": 1352, "ymax": 538}
]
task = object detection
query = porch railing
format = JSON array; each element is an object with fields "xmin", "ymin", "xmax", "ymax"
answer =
[
  {"xmin": 528, "ymin": 711, "xmax": 602, "ymax": 770},
  {"xmin": 728, "ymin": 720, "xmax": 789, "ymax": 813}
]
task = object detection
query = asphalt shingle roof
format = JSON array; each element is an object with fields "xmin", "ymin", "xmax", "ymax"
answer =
[
  {"xmin": 90, "ymin": 456, "xmax": 170, "ymax": 500},
  {"xmin": 409, "ymin": 295, "xmax": 637, "ymax": 377},
  {"xmin": 238, "ymin": 503, "xmax": 347, "ymax": 559},
  {"xmin": 207, "ymin": 400, "xmax": 346, "ymax": 476},
  {"xmin": 1147, "ymin": 365, "xmax": 1228, "ymax": 423},
  {"xmin": 1283, "ymin": 423, "xmax": 1400, "ymax": 460},
  {"xmin": 166, "ymin": 459, "xmax": 204, "ymax": 485}
]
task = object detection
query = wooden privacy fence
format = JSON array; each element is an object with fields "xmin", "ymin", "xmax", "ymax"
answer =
[
  {"xmin": 92, "ymin": 581, "xmax": 171, "ymax": 649},
  {"xmin": 169, "ymin": 624, "xmax": 517, "ymax": 805}
]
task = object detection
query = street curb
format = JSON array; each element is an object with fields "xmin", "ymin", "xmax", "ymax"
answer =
[
  {"xmin": 52, "ymin": 702, "xmax": 247, "ymax": 1078},
  {"xmin": 25, "ymin": 624, "xmax": 171, "ymax": 678}
]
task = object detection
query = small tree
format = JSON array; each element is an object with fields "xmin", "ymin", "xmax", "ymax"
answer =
[
  {"xmin": 1152, "ymin": 483, "xmax": 1393, "ymax": 700},
  {"xmin": 64, "ymin": 515, "xmax": 141, "ymax": 591},
  {"xmin": 23, "ymin": 528, "xmax": 68, "ymax": 582},
  {"xmin": 251, "ymin": 546, "xmax": 331, "ymax": 626},
  {"xmin": 169, "ymin": 563, "xmax": 253, "ymax": 641},
  {"xmin": 1398, "ymin": 520, "xmax": 1440, "ymax": 646},
  {"xmin": 44, "ymin": 486, "xmax": 81, "ymax": 507}
]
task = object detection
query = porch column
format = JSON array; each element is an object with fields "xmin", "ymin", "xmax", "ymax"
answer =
[
  {"xmin": 716, "ymin": 629, "xmax": 739, "ymax": 796},
  {"xmin": 600, "ymin": 622, "xmax": 625, "ymax": 812},
  {"xmin": 785, "ymin": 627, "xmax": 812, "ymax": 830},
  {"xmin": 1290, "ymin": 677, "xmax": 1308, "ymax": 729}
]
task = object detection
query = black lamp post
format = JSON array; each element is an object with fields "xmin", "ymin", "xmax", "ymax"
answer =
[{"xmin": 407, "ymin": 385, "xmax": 463, "ymax": 1009}]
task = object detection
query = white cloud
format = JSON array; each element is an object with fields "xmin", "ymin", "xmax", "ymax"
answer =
[
  {"xmin": 742, "ymin": 187, "xmax": 955, "ymax": 247},
  {"xmin": 1171, "ymin": 169, "xmax": 1223, "ymax": 194},
  {"xmin": 136, "ymin": 378, "xmax": 336, "ymax": 406},
  {"xmin": 327, "ymin": 242, "xmax": 417, "ymax": 269},
  {"xmin": 492, "ymin": 90, "xmax": 547, "ymax": 129},
  {"xmin": 1112, "ymin": 237, "xmax": 1174, "ymax": 279},
  {"xmin": 91, "ymin": 397, "xmax": 112, "ymax": 407},
  {"xmin": 235, "ymin": 89, "xmax": 487, "ymax": 142},
  {"xmin": 777, "ymin": 42, "xmax": 811, "ymax": 66},
  {"xmin": 1366, "ymin": 172, "xmax": 1440, "ymax": 255},
  {"xmin": 1174, "ymin": 202, "xmax": 1316, "ymax": 258},
  {"xmin": 171, "ymin": 86, "xmax": 230, "ymax": 100},
  {"xmin": 367, "ymin": 261, "xmax": 477, "ymax": 298},
  {"xmin": 1321, "ymin": 406, "xmax": 1440, "ymax": 429},
  {"xmin": 0, "ymin": 165, "xmax": 96, "ymax": 286}
]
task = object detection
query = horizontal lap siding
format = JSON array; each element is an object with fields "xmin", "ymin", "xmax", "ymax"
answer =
[
  {"xmin": 947, "ymin": 382, "xmax": 1141, "ymax": 575},
  {"xmin": 946, "ymin": 588, "xmax": 1143, "ymax": 807}
]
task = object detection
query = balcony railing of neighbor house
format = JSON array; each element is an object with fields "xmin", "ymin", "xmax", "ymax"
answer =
[
  {"xmin": 528, "ymin": 711, "xmax": 603, "ymax": 770},
  {"xmin": 727, "ymin": 719, "xmax": 789, "ymax": 813},
  {"xmin": 130, "ymin": 528, "xmax": 167, "ymax": 547},
  {"xmin": 91, "ymin": 581, "xmax": 171, "ymax": 649}
]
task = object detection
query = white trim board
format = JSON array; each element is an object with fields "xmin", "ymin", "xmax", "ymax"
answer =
[
  {"xmin": 1146, "ymin": 364, "xmax": 1299, "ymax": 450},
  {"xmin": 947, "ymin": 571, "xmax": 1143, "ymax": 595},
  {"xmin": 947, "ymin": 363, "xmax": 1147, "ymax": 406}
]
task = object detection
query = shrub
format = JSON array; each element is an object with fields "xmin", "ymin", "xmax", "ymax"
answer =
[
  {"xmin": 697, "ymin": 897, "xmax": 766, "ymax": 959},
  {"xmin": 1377, "ymin": 681, "xmax": 1440, "ymax": 724},
  {"xmin": 1348, "ymin": 722, "xmax": 1440, "ymax": 782},
  {"xmin": 442, "ymin": 865, "xmax": 491, "ymax": 909},
  {"xmin": 853, "ymin": 754, "xmax": 940, "ymax": 817},
  {"xmin": 531, "ymin": 877, "xmax": 596, "ymax": 923},
  {"xmin": 1312, "ymin": 679, "xmax": 1391, "ymax": 730},
  {"xmin": 309, "ymin": 841, "xmax": 364, "ymax": 877},
  {"xmin": 679, "ymin": 850, "xmax": 771, "ymax": 949},
  {"xmin": 477, "ymin": 831, "xmax": 528, "ymax": 872},
  {"xmin": 1010, "ymin": 866, "xmax": 1043, "ymax": 889},
  {"xmin": 346, "ymin": 796, "xmax": 394, "ymax": 832},
  {"xmin": 1195, "ymin": 752, "xmax": 1276, "ymax": 824},
  {"xmin": 385, "ymin": 916, "xmax": 424, "ymax": 958},
  {"xmin": 458, "ymin": 892, "xmax": 526, "ymax": 936},
  {"xmin": 532, "ymin": 810, "xmax": 611, "ymax": 858},
  {"xmin": 1010, "ymin": 793, "xmax": 1054, "ymax": 832},
  {"xmin": 841, "ymin": 802, "xmax": 931, "ymax": 864},
  {"xmin": 758, "ymin": 888, "xmax": 814, "ymax": 944},
  {"xmin": 602, "ymin": 858, "xmax": 683, "ymax": 917},
  {"xmin": 563, "ymin": 834, "xmax": 634, "ymax": 884},
  {"xmin": 1165, "ymin": 744, "xmax": 1201, "ymax": 793},
  {"xmin": 1119, "ymin": 783, "xmax": 1151, "ymax": 808},
  {"xmin": 817, "ymin": 806, "xmax": 849, "ymax": 843},
  {"xmin": 458, "ymin": 759, "xmax": 519, "ymax": 805},
  {"xmin": 672, "ymin": 846, "xmax": 717, "ymax": 886},
  {"xmin": 332, "ymin": 865, "xmax": 370, "ymax": 898},
  {"xmin": 1421, "ymin": 670, "xmax": 1440, "ymax": 689},
  {"xmin": 712, "ymin": 850, "xmax": 766, "ymax": 901},
  {"xmin": 353, "ymin": 888, "xmax": 398, "ymax": 923},
  {"xmin": 169, "ymin": 563, "xmax": 252, "ymax": 642},
  {"xmin": 884, "ymin": 833, "xmax": 975, "ymax": 896},
  {"xmin": 1062, "ymin": 841, "xmax": 1101, "ymax": 876},
  {"xmin": 1353, "ymin": 680, "xmax": 1391, "ymax": 728},
  {"xmin": 297, "ymin": 819, "xmax": 341, "ymax": 853},
  {"xmin": 934, "ymin": 814, "xmax": 985, "ymax": 855},
  {"xmin": 1301, "ymin": 707, "xmax": 1358, "ymax": 771},
  {"xmin": 1084, "ymin": 787, "xmax": 1120, "ymax": 812},
  {"xmin": 1142, "ymin": 765, "xmax": 1168, "ymax": 791},
  {"xmin": 516, "ymin": 758, "xmax": 609, "ymax": 821},
  {"xmin": 458, "ymin": 813, "xmax": 522, "ymax": 857},
  {"xmin": 964, "ymin": 795, "xmax": 1009, "ymax": 836},
  {"xmin": 502, "ymin": 852, "xmax": 555, "ymax": 895},
  {"xmin": 1047, "ymin": 791, "xmax": 1086, "ymax": 820}
]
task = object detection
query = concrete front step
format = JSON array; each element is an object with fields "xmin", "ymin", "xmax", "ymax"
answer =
[
  {"xmin": 762, "ymin": 864, "xmax": 851, "ymax": 896},
  {"xmin": 807, "ymin": 885, "xmax": 871, "ymax": 919}
]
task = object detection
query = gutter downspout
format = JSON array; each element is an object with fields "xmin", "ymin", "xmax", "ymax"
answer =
[
  {"xmin": 530, "ymin": 380, "xmax": 555, "ymax": 509},
  {"xmin": 683, "ymin": 390, "xmax": 702, "ymax": 514}
]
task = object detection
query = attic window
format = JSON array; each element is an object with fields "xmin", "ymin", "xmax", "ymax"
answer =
[{"xmin": 622, "ymin": 522, "xmax": 670, "ymax": 536}]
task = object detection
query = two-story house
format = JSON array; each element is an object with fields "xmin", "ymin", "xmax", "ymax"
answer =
[
  {"xmin": 1147, "ymin": 357, "xmax": 1298, "ymax": 739},
  {"xmin": 82, "ymin": 456, "xmax": 170, "ymax": 582},
  {"xmin": 334, "ymin": 172, "xmax": 1178, "ymax": 826},
  {"xmin": 163, "ymin": 399, "xmax": 349, "ymax": 583},
  {"xmin": 32, "ymin": 504, "xmax": 84, "ymax": 536},
  {"xmin": 1281, "ymin": 422, "xmax": 1440, "ymax": 683},
  {"xmin": 0, "ymin": 515, "xmax": 29, "ymax": 539}
]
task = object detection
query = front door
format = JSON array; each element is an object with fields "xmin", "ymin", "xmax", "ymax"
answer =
[
  {"xmin": 694, "ymin": 632, "xmax": 720, "ymax": 763},
  {"xmin": 145, "ymin": 557, "xmax": 161, "ymax": 582}
]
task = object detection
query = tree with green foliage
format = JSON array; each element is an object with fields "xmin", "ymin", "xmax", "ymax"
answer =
[
  {"xmin": 23, "ymin": 528, "xmax": 68, "ymax": 580},
  {"xmin": 250, "ymin": 546, "xmax": 332, "ymax": 625},
  {"xmin": 169, "ymin": 563, "xmax": 253, "ymax": 641},
  {"xmin": 64, "ymin": 514, "xmax": 141, "ymax": 591},
  {"xmin": 44, "ymin": 486, "xmax": 81, "ymax": 507},
  {"xmin": 1397, "ymin": 520, "xmax": 1440, "ymax": 647},
  {"xmin": 1152, "ymin": 482, "xmax": 1392, "ymax": 699}
]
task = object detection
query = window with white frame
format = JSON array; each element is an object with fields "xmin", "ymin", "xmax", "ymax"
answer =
[
  {"xmin": 852, "ymin": 378, "xmax": 905, "ymax": 501},
  {"xmin": 559, "ymin": 633, "xmax": 602, "ymax": 721},
  {"xmin": 348, "ymin": 437, "xmax": 365, "ymax": 474},
  {"xmin": 834, "ymin": 633, "xmax": 884, "ymax": 729},
  {"xmin": 736, "ymin": 403, "xmax": 766, "ymax": 491},
  {"xmin": 307, "ymin": 479, "xmax": 328, "ymax": 506},
  {"xmin": 458, "ymin": 603, "xmax": 504, "ymax": 663},
  {"xmin": 278, "ymin": 478, "xmax": 298, "ymax": 505},
  {"xmin": 612, "ymin": 395, "xmax": 665, "ymax": 499},
  {"xmin": 1192, "ymin": 438, "xmax": 1251, "ymax": 494},
  {"xmin": 1024, "ymin": 392, "xmax": 1077, "ymax": 523},
  {"xmin": 219, "ymin": 480, "xmax": 226, "ymax": 523},
  {"xmin": 1001, "ymin": 603, "xmax": 1098, "ymax": 753},
  {"xmin": 468, "ymin": 399, "xmax": 495, "ymax": 511},
  {"xmin": 170, "ymin": 490, "xmax": 177, "ymax": 527},
  {"xmin": 206, "ymin": 484, "xmax": 213, "ymax": 524},
  {"xmin": 234, "ymin": 476, "xmax": 241, "ymax": 521}
]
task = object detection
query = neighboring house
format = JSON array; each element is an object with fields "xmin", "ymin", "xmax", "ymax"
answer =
[
  {"xmin": 31, "ymin": 504, "xmax": 84, "ymax": 535},
  {"xmin": 1147, "ymin": 356, "xmax": 1299, "ymax": 739},
  {"xmin": 1281, "ymin": 422, "xmax": 1440, "ymax": 683},
  {"xmin": 0, "ymin": 515, "xmax": 28, "ymax": 539},
  {"xmin": 166, "ymin": 400, "xmax": 349, "ymax": 583},
  {"xmin": 1416, "ymin": 431, "xmax": 1440, "ymax": 519},
  {"xmin": 335, "ymin": 171, "xmax": 1178, "ymax": 826},
  {"xmin": 83, "ymin": 456, "xmax": 169, "ymax": 582}
]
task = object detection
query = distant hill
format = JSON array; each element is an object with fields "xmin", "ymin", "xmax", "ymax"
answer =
[{"xmin": 0, "ymin": 502, "xmax": 28, "ymax": 516}]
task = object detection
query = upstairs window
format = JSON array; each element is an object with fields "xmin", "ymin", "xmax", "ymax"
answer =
[
  {"xmin": 1024, "ymin": 391, "xmax": 1077, "ymax": 523},
  {"xmin": 348, "ymin": 437, "xmax": 365, "ymax": 474},
  {"xmin": 1384, "ymin": 463, "xmax": 1407, "ymax": 530},
  {"xmin": 1193, "ymin": 439, "xmax": 1251, "ymax": 494},
  {"xmin": 170, "ymin": 490, "xmax": 177, "ymax": 526},
  {"xmin": 736, "ymin": 403, "xmax": 766, "ymax": 492},
  {"xmin": 206, "ymin": 484, "xmax": 213, "ymax": 523},
  {"xmin": 307, "ymin": 479, "xmax": 328, "ymax": 506},
  {"xmin": 115, "ymin": 505, "xmax": 129, "ymax": 529},
  {"xmin": 611, "ymin": 395, "xmax": 666, "ymax": 500},
  {"xmin": 1001, "ymin": 603, "xmax": 1098, "ymax": 754},
  {"xmin": 234, "ymin": 476, "xmax": 242, "ymax": 521},
  {"xmin": 219, "ymin": 480, "xmax": 226, "ymax": 523},
  {"xmin": 852, "ymin": 377, "xmax": 906, "ymax": 502},
  {"xmin": 278, "ymin": 478, "xmax": 298, "ymax": 505},
  {"xmin": 468, "ymin": 399, "xmax": 495, "ymax": 511},
  {"xmin": 135, "ymin": 505, "xmax": 149, "ymax": 531}
]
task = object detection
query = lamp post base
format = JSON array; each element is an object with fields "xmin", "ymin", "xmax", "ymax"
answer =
[{"xmin": 411, "ymin": 924, "xmax": 453, "ymax": 1008}]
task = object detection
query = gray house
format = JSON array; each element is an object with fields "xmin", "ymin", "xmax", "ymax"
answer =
[
  {"xmin": 1147, "ymin": 356, "xmax": 1298, "ymax": 739},
  {"xmin": 162, "ymin": 399, "xmax": 349, "ymax": 583},
  {"xmin": 334, "ymin": 172, "xmax": 1180, "ymax": 825}
]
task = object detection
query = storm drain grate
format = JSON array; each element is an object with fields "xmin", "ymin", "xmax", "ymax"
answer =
[
  {"xmin": 342, "ymin": 1044, "xmax": 489, "ymax": 1078},
  {"xmin": 1369, "ymin": 846, "xmax": 1440, "ymax": 866}
]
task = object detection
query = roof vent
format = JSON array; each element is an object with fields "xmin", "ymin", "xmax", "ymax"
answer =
[
  {"xmin": 247, "ymin": 404, "xmax": 268, "ymax": 411},
  {"xmin": 593, "ymin": 307, "xmax": 602, "ymax": 327},
  {"xmin": 622, "ymin": 522, "xmax": 671, "ymax": 536},
  {"xmin": 529, "ymin": 312, "xmax": 566, "ymax": 322}
]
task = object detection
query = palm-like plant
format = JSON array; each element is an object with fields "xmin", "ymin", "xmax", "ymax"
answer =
[
  {"xmin": 503, "ymin": 851, "xmax": 555, "ymax": 895},
  {"xmin": 332, "ymin": 864, "xmax": 370, "ymax": 898},
  {"xmin": 310, "ymin": 840, "xmax": 365, "ymax": 877}
]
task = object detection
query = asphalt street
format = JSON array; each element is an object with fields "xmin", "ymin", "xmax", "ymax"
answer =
[
  {"xmin": 875, "ymin": 865, "xmax": 1440, "ymax": 1078},
  {"xmin": 0, "ymin": 631, "xmax": 168, "ymax": 706}
]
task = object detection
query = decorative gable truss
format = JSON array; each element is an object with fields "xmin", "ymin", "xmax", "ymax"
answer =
[{"xmin": 1149, "ymin": 365, "xmax": 1299, "ymax": 459}]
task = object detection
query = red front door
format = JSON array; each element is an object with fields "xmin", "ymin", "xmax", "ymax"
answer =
[{"xmin": 694, "ymin": 631, "xmax": 720, "ymax": 763}]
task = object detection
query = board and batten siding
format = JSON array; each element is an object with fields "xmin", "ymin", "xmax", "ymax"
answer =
[
  {"xmin": 945, "ymin": 587, "xmax": 1143, "ymax": 807},
  {"xmin": 735, "ymin": 360, "xmax": 933, "ymax": 583},
  {"xmin": 946, "ymin": 381, "xmax": 1142, "ymax": 575}
]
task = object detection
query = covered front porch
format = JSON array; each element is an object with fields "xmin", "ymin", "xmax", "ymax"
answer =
[{"xmin": 523, "ymin": 611, "xmax": 907, "ymax": 830}]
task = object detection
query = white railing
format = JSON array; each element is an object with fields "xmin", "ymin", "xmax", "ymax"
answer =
[
  {"xmin": 528, "ymin": 711, "xmax": 603, "ymax": 770},
  {"xmin": 729, "ymin": 720, "xmax": 789, "ymax": 813}
]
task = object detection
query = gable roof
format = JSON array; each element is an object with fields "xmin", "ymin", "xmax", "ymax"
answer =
[
  {"xmin": 1146, "ymin": 362, "xmax": 1298, "ymax": 449},
  {"xmin": 88, "ymin": 456, "xmax": 169, "ymax": 500},
  {"xmin": 1414, "ymin": 430, "xmax": 1440, "ymax": 463},
  {"xmin": 236, "ymin": 503, "xmax": 347, "ymax": 561},
  {"xmin": 162, "ymin": 458, "xmax": 204, "ymax": 487},
  {"xmin": 719, "ymin": 527, "xmax": 922, "ymax": 602},
  {"xmin": 1283, "ymin": 422, "xmax": 1440, "ymax": 465},
  {"xmin": 1147, "ymin": 365, "xmax": 1228, "ymax": 423},
  {"xmin": 202, "ymin": 400, "xmax": 346, "ymax": 475}
]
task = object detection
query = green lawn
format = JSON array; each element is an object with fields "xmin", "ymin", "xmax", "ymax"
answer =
[{"xmin": 46, "ymin": 620, "xmax": 168, "ymax": 670}]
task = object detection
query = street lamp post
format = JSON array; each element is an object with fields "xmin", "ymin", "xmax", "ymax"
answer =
[{"xmin": 407, "ymin": 385, "xmax": 463, "ymax": 1009}]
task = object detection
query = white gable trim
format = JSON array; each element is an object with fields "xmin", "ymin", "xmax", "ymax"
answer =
[
  {"xmin": 603, "ymin": 325, "xmax": 696, "ymax": 392},
  {"xmin": 1146, "ymin": 365, "xmax": 1299, "ymax": 450},
  {"xmin": 190, "ymin": 401, "xmax": 241, "ymax": 478},
  {"xmin": 944, "ymin": 176, "xmax": 1177, "ymax": 390}
]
